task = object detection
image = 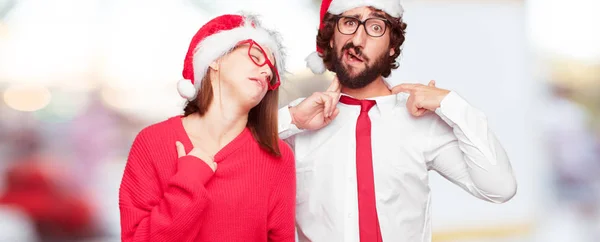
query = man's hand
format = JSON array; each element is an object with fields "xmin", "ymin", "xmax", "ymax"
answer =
[
  {"xmin": 391, "ymin": 80, "xmax": 451, "ymax": 117},
  {"xmin": 289, "ymin": 76, "xmax": 342, "ymax": 130}
]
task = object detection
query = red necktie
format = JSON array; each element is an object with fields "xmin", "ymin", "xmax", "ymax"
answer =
[{"xmin": 339, "ymin": 95, "xmax": 382, "ymax": 242}]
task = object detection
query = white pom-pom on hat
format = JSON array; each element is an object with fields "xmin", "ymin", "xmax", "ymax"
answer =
[
  {"xmin": 177, "ymin": 79, "xmax": 197, "ymax": 100},
  {"xmin": 305, "ymin": 51, "xmax": 327, "ymax": 74}
]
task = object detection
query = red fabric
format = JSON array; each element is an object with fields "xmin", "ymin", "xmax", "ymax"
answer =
[
  {"xmin": 0, "ymin": 162, "xmax": 94, "ymax": 237},
  {"xmin": 339, "ymin": 96, "xmax": 382, "ymax": 242},
  {"xmin": 183, "ymin": 14, "xmax": 245, "ymax": 84},
  {"xmin": 119, "ymin": 116, "xmax": 296, "ymax": 242}
]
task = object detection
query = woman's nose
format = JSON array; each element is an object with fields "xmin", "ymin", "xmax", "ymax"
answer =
[{"xmin": 260, "ymin": 68, "xmax": 272, "ymax": 82}]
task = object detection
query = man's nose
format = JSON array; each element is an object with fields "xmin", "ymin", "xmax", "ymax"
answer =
[{"xmin": 350, "ymin": 24, "xmax": 367, "ymax": 48}]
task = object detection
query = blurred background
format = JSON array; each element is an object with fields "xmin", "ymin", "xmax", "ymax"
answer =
[{"xmin": 0, "ymin": 0, "xmax": 598, "ymax": 241}]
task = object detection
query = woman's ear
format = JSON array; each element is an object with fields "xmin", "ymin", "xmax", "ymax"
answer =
[{"xmin": 209, "ymin": 59, "xmax": 220, "ymax": 71}]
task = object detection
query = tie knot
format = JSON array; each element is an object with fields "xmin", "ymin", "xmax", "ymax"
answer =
[{"xmin": 339, "ymin": 95, "xmax": 376, "ymax": 112}]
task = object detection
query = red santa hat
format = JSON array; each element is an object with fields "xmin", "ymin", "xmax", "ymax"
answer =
[
  {"xmin": 306, "ymin": 0, "xmax": 404, "ymax": 74},
  {"xmin": 178, "ymin": 14, "xmax": 285, "ymax": 100}
]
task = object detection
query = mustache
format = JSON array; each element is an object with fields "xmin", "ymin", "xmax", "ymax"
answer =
[{"xmin": 341, "ymin": 43, "xmax": 369, "ymax": 62}]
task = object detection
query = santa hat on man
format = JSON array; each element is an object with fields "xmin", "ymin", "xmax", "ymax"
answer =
[
  {"xmin": 177, "ymin": 14, "xmax": 285, "ymax": 100},
  {"xmin": 305, "ymin": 0, "xmax": 404, "ymax": 74}
]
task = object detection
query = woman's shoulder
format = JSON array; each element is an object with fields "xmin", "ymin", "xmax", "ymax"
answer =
[
  {"xmin": 132, "ymin": 116, "xmax": 182, "ymax": 146},
  {"xmin": 277, "ymin": 139, "xmax": 293, "ymax": 159},
  {"xmin": 124, "ymin": 117, "xmax": 182, "ymax": 183},
  {"xmin": 272, "ymin": 140, "xmax": 295, "ymax": 181},
  {"xmin": 273, "ymin": 139, "xmax": 295, "ymax": 169}
]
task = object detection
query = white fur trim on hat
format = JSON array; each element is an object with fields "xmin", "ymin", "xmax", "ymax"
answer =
[
  {"xmin": 328, "ymin": 0, "xmax": 404, "ymax": 18},
  {"xmin": 191, "ymin": 16, "xmax": 285, "ymax": 92},
  {"xmin": 177, "ymin": 79, "xmax": 197, "ymax": 100},
  {"xmin": 305, "ymin": 51, "xmax": 326, "ymax": 74}
]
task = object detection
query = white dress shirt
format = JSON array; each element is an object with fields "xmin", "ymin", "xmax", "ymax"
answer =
[{"xmin": 278, "ymin": 91, "xmax": 517, "ymax": 242}]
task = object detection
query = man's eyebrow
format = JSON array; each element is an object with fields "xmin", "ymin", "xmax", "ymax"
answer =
[
  {"xmin": 342, "ymin": 12, "xmax": 387, "ymax": 20},
  {"xmin": 369, "ymin": 12, "xmax": 387, "ymax": 19},
  {"xmin": 343, "ymin": 14, "xmax": 361, "ymax": 19}
]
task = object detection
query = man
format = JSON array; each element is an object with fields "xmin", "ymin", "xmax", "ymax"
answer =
[{"xmin": 278, "ymin": 0, "xmax": 517, "ymax": 241}]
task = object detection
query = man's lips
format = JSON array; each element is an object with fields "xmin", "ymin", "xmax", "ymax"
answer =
[{"xmin": 344, "ymin": 49, "xmax": 365, "ymax": 63}]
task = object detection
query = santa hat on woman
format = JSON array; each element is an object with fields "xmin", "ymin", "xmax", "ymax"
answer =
[
  {"xmin": 305, "ymin": 0, "xmax": 404, "ymax": 74},
  {"xmin": 177, "ymin": 14, "xmax": 286, "ymax": 100}
]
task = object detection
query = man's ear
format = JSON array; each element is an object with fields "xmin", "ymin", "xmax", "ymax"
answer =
[
  {"xmin": 330, "ymin": 39, "xmax": 334, "ymax": 48},
  {"xmin": 389, "ymin": 48, "xmax": 395, "ymax": 56}
]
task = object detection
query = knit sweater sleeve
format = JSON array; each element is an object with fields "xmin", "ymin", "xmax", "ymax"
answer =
[
  {"xmin": 267, "ymin": 142, "xmax": 297, "ymax": 242},
  {"xmin": 119, "ymin": 129, "xmax": 214, "ymax": 242}
]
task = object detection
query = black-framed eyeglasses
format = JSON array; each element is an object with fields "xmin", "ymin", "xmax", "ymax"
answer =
[{"xmin": 336, "ymin": 16, "xmax": 390, "ymax": 37}]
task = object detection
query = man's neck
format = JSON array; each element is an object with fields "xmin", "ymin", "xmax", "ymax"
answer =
[{"xmin": 341, "ymin": 76, "xmax": 392, "ymax": 99}]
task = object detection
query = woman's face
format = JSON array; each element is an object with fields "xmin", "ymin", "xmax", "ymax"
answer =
[{"xmin": 211, "ymin": 40, "xmax": 278, "ymax": 108}]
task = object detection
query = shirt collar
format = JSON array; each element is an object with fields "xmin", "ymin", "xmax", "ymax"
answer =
[{"xmin": 339, "ymin": 93, "xmax": 407, "ymax": 114}]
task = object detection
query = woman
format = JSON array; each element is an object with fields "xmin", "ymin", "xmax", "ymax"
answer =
[{"xmin": 118, "ymin": 14, "xmax": 295, "ymax": 242}]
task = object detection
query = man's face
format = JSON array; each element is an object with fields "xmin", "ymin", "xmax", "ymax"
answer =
[{"xmin": 330, "ymin": 6, "xmax": 394, "ymax": 89}]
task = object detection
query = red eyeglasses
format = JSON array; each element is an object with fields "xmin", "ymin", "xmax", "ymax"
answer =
[{"xmin": 236, "ymin": 39, "xmax": 280, "ymax": 90}]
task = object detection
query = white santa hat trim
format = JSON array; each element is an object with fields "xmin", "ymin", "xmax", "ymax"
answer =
[{"xmin": 328, "ymin": 0, "xmax": 404, "ymax": 18}]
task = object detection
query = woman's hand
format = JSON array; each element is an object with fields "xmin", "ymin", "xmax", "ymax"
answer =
[{"xmin": 176, "ymin": 141, "xmax": 217, "ymax": 172}]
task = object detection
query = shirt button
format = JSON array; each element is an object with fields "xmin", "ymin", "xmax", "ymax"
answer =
[{"xmin": 347, "ymin": 213, "xmax": 352, "ymax": 218}]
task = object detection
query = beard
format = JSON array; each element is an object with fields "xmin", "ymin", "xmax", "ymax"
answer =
[{"xmin": 332, "ymin": 43, "xmax": 388, "ymax": 89}]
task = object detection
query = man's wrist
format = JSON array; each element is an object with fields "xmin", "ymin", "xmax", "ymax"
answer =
[{"xmin": 433, "ymin": 91, "xmax": 450, "ymax": 110}]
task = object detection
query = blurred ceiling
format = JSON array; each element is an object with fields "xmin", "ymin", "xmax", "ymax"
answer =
[
  {"xmin": 0, "ymin": 0, "xmax": 17, "ymax": 20},
  {"xmin": 0, "ymin": 0, "xmax": 598, "ymax": 118}
]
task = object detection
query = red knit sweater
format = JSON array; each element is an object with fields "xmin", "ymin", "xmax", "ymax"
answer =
[{"xmin": 119, "ymin": 116, "xmax": 296, "ymax": 242}]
